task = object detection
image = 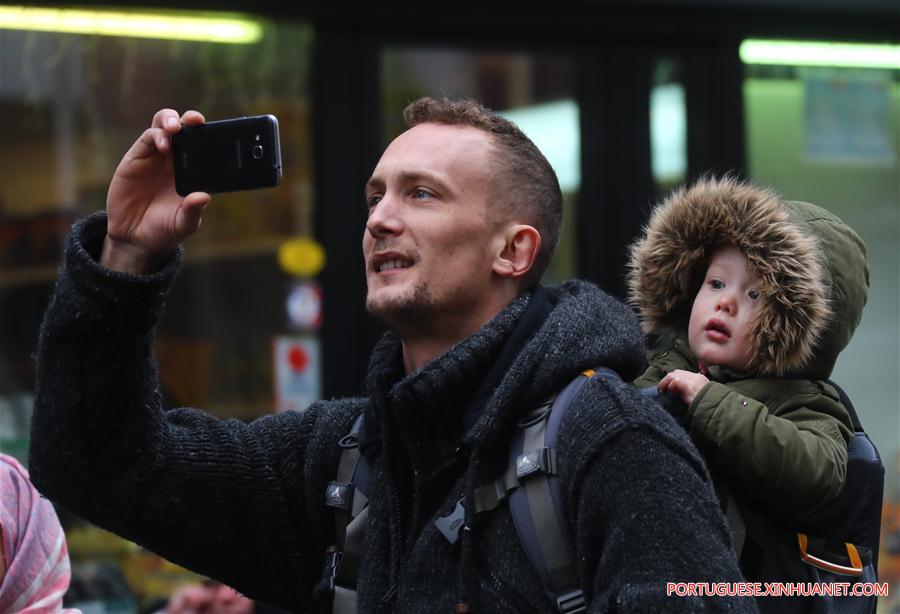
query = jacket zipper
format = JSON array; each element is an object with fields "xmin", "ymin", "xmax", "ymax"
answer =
[
  {"xmin": 378, "ymin": 583, "xmax": 399, "ymax": 611},
  {"xmin": 377, "ymin": 476, "xmax": 403, "ymax": 613},
  {"xmin": 381, "ymin": 468, "xmax": 422, "ymax": 611},
  {"xmin": 408, "ymin": 469, "xmax": 423, "ymax": 542}
]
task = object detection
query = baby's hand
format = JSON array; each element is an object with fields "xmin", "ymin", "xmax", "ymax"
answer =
[{"xmin": 658, "ymin": 370, "xmax": 709, "ymax": 407}]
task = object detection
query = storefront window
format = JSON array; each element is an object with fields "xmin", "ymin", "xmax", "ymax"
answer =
[
  {"xmin": 743, "ymin": 40, "xmax": 900, "ymax": 594},
  {"xmin": 0, "ymin": 7, "xmax": 313, "ymax": 610},
  {"xmin": 380, "ymin": 47, "xmax": 579, "ymax": 283}
]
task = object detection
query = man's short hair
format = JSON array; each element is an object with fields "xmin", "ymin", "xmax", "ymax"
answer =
[{"xmin": 403, "ymin": 97, "xmax": 563, "ymax": 286}]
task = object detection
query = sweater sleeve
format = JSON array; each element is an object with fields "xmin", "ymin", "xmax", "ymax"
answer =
[
  {"xmin": 29, "ymin": 212, "xmax": 328, "ymax": 611},
  {"xmin": 688, "ymin": 381, "xmax": 851, "ymax": 514},
  {"xmin": 560, "ymin": 378, "xmax": 757, "ymax": 613}
]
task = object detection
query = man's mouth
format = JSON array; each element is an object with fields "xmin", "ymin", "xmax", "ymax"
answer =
[
  {"xmin": 378, "ymin": 259, "xmax": 413, "ymax": 272},
  {"xmin": 705, "ymin": 318, "xmax": 731, "ymax": 341},
  {"xmin": 371, "ymin": 253, "xmax": 415, "ymax": 273}
]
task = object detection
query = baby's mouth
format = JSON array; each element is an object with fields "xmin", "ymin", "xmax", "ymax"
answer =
[{"xmin": 705, "ymin": 318, "xmax": 731, "ymax": 340}]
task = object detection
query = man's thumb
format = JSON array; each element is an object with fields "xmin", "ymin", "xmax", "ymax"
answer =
[{"xmin": 176, "ymin": 193, "xmax": 211, "ymax": 237}]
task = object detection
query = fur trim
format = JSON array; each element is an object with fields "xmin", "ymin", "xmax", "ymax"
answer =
[{"xmin": 627, "ymin": 176, "xmax": 831, "ymax": 376}]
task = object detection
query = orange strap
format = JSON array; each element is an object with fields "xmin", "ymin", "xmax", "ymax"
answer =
[{"xmin": 797, "ymin": 532, "xmax": 864, "ymax": 577}]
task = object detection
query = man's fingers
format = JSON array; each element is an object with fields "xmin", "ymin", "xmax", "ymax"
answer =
[
  {"xmin": 183, "ymin": 191, "xmax": 211, "ymax": 210},
  {"xmin": 141, "ymin": 109, "xmax": 204, "ymax": 157},
  {"xmin": 181, "ymin": 110, "xmax": 206, "ymax": 126},
  {"xmin": 175, "ymin": 192, "xmax": 211, "ymax": 237},
  {"xmin": 123, "ymin": 110, "xmax": 180, "ymax": 162},
  {"xmin": 126, "ymin": 127, "xmax": 170, "ymax": 161},
  {"xmin": 152, "ymin": 108, "xmax": 180, "ymax": 130}
]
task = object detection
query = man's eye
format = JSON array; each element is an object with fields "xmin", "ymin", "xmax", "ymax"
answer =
[
  {"xmin": 367, "ymin": 195, "xmax": 382, "ymax": 209},
  {"xmin": 412, "ymin": 188, "xmax": 431, "ymax": 199},
  {"xmin": 710, "ymin": 279, "xmax": 725, "ymax": 289}
]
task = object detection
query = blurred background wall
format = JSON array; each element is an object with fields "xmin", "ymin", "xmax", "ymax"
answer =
[{"xmin": 0, "ymin": 1, "xmax": 897, "ymax": 611}]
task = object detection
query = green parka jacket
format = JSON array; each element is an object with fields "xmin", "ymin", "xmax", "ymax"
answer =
[
  {"xmin": 628, "ymin": 177, "xmax": 869, "ymax": 517},
  {"xmin": 634, "ymin": 332, "xmax": 852, "ymax": 514}
]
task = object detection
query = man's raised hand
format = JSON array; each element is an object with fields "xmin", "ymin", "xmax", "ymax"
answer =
[{"xmin": 101, "ymin": 109, "xmax": 211, "ymax": 274}]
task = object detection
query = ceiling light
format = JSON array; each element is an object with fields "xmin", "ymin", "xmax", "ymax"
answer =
[
  {"xmin": 740, "ymin": 39, "xmax": 900, "ymax": 70},
  {"xmin": 0, "ymin": 6, "xmax": 262, "ymax": 44}
]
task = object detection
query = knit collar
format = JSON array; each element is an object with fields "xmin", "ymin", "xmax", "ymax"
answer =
[
  {"xmin": 359, "ymin": 280, "xmax": 648, "ymax": 473},
  {"xmin": 361, "ymin": 289, "xmax": 541, "ymax": 473}
]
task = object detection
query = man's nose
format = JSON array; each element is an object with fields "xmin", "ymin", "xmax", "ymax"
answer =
[{"xmin": 365, "ymin": 196, "xmax": 403, "ymax": 238}]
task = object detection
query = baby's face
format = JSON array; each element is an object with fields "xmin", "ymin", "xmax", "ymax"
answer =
[{"xmin": 688, "ymin": 245, "xmax": 762, "ymax": 372}]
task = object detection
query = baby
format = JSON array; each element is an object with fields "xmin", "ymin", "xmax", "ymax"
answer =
[{"xmin": 628, "ymin": 176, "xmax": 869, "ymax": 516}]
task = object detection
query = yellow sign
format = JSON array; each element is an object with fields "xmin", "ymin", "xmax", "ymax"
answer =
[{"xmin": 278, "ymin": 237, "xmax": 325, "ymax": 277}]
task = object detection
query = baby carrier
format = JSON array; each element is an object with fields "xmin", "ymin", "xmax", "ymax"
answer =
[{"xmin": 721, "ymin": 381, "xmax": 884, "ymax": 614}]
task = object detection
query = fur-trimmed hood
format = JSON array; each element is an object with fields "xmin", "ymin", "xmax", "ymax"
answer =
[{"xmin": 627, "ymin": 176, "xmax": 868, "ymax": 379}]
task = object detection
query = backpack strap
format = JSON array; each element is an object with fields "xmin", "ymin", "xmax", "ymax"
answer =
[
  {"xmin": 505, "ymin": 369, "xmax": 599, "ymax": 613},
  {"xmin": 324, "ymin": 413, "xmax": 370, "ymax": 613},
  {"xmin": 826, "ymin": 379, "xmax": 862, "ymax": 432}
]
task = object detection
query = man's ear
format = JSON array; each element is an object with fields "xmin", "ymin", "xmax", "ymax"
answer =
[{"xmin": 492, "ymin": 224, "xmax": 541, "ymax": 279}]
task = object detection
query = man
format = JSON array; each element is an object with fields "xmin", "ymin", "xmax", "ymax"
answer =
[{"xmin": 30, "ymin": 98, "xmax": 753, "ymax": 612}]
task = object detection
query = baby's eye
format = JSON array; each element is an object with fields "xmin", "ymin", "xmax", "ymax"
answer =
[
  {"xmin": 710, "ymin": 279, "xmax": 725, "ymax": 289},
  {"xmin": 748, "ymin": 289, "xmax": 760, "ymax": 301}
]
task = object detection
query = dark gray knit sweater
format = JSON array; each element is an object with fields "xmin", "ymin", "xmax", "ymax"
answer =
[{"xmin": 31, "ymin": 212, "xmax": 756, "ymax": 613}]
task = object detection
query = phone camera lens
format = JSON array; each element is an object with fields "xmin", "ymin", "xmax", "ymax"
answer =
[{"xmin": 252, "ymin": 145, "xmax": 264, "ymax": 159}]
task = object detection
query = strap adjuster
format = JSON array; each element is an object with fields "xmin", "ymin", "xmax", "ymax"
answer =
[
  {"xmin": 516, "ymin": 448, "xmax": 558, "ymax": 479},
  {"xmin": 322, "ymin": 546, "xmax": 341, "ymax": 593},
  {"xmin": 556, "ymin": 590, "xmax": 585, "ymax": 613},
  {"xmin": 434, "ymin": 498, "xmax": 466, "ymax": 544},
  {"xmin": 326, "ymin": 481, "xmax": 354, "ymax": 510}
]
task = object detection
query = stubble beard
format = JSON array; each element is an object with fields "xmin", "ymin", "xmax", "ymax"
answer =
[{"xmin": 366, "ymin": 281, "xmax": 438, "ymax": 335}]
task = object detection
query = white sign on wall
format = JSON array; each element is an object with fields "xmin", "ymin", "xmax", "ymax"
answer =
[
  {"xmin": 273, "ymin": 336, "xmax": 321, "ymax": 413},
  {"xmin": 805, "ymin": 67, "xmax": 894, "ymax": 165},
  {"xmin": 286, "ymin": 282, "xmax": 323, "ymax": 330}
]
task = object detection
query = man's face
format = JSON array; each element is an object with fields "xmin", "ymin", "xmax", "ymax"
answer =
[
  {"xmin": 363, "ymin": 123, "xmax": 505, "ymax": 332},
  {"xmin": 687, "ymin": 245, "xmax": 762, "ymax": 372}
]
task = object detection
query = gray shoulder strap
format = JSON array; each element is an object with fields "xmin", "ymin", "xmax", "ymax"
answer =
[
  {"xmin": 505, "ymin": 369, "xmax": 601, "ymax": 613},
  {"xmin": 324, "ymin": 413, "xmax": 369, "ymax": 614}
]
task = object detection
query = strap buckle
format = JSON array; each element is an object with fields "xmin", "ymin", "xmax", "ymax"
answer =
[
  {"xmin": 322, "ymin": 546, "xmax": 341, "ymax": 593},
  {"xmin": 434, "ymin": 498, "xmax": 466, "ymax": 544},
  {"xmin": 516, "ymin": 447, "xmax": 558, "ymax": 479},
  {"xmin": 326, "ymin": 481, "xmax": 354, "ymax": 510},
  {"xmin": 556, "ymin": 590, "xmax": 585, "ymax": 613}
]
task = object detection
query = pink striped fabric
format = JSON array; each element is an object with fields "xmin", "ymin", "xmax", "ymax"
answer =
[{"xmin": 0, "ymin": 453, "xmax": 79, "ymax": 613}]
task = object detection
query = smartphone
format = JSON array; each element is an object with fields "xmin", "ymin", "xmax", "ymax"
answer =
[{"xmin": 171, "ymin": 114, "xmax": 282, "ymax": 196}]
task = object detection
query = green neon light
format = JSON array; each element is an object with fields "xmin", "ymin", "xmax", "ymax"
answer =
[
  {"xmin": 0, "ymin": 6, "xmax": 262, "ymax": 44},
  {"xmin": 740, "ymin": 39, "xmax": 900, "ymax": 69}
]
